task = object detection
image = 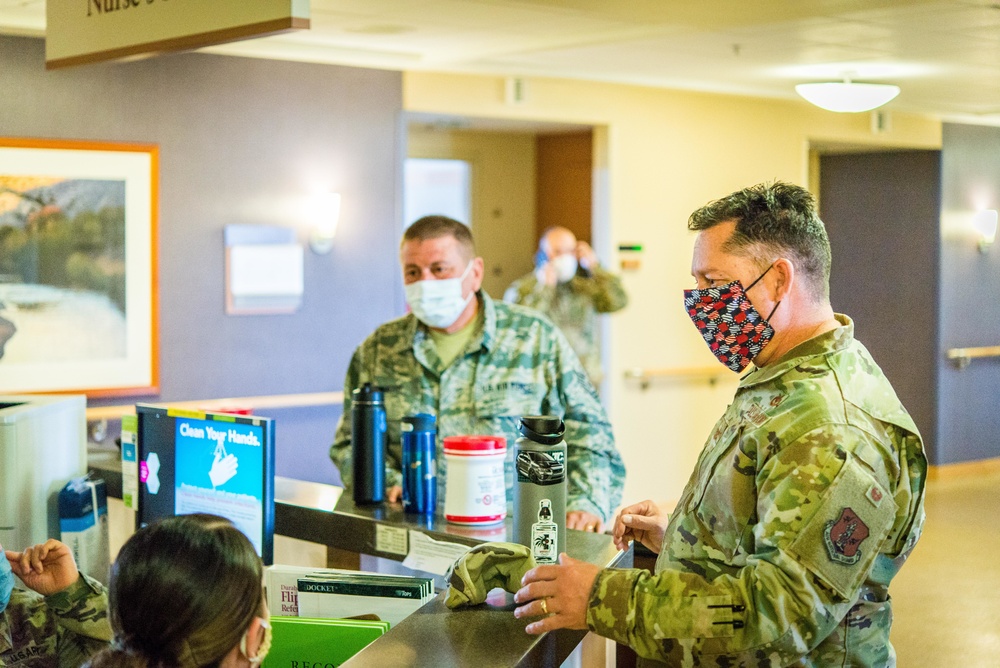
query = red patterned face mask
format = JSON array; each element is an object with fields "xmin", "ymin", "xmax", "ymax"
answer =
[{"xmin": 683, "ymin": 266, "xmax": 779, "ymax": 372}]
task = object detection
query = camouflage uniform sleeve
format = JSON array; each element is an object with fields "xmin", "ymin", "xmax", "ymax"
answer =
[
  {"xmin": 585, "ymin": 266, "xmax": 628, "ymax": 314},
  {"xmin": 46, "ymin": 573, "xmax": 112, "ymax": 666},
  {"xmin": 550, "ymin": 328, "xmax": 625, "ymax": 522},
  {"xmin": 330, "ymin": 342, "xmax": 403, "ymax": 492},
  {"xmin": 586, "ymin": 426, "xmax": 898, "ymax": 664}
]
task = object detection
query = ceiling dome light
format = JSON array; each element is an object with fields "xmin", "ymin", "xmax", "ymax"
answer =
[{"xmin": 795, "ymin": 79, "xmax": 900, "ymax": 113}]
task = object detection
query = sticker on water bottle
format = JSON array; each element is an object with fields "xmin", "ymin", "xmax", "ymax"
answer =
[
  {"xmin": 531, "ymin": 499, "xmax": 559, "ymax": 564},
  {"xmin": 515, "ymin": 450, "xmax": 565, "ymax": 486}
]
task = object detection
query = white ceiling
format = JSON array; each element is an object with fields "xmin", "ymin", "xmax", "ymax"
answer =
[{"xmin": 5, "ymin": 0, "xmax": 1000, "ymax": 123}]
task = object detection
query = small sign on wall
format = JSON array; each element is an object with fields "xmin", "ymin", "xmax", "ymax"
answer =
[
  {"xmin": 224, "ymin": 225, "xmax": 303, "ymax": 315},
  {"xmin": 618, "ymin": 242, "xmax": 643, "ymax": 271},
  {"xmin": 47, "ymin": 0, "xmax": 310, "ymax": 70}
]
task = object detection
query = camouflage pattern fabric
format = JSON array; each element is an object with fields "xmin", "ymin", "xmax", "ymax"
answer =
[
  {"xmin": 504, "ymin": 266, "xmax": 627, "ymax": 387},
  {"xmin": 0, "ymin": 574, "xmax": 111, "ymax": 667},
  {"xmin": 586, "ymin": 315, "xmax": 927, "ymax": 667},
  {"xmin": 331, "ymin": 291, "xmax": 625, "ymax": 522},
  {"xmin": 445, "ymin": 542, "xmax": 537, "ymax": 609}
]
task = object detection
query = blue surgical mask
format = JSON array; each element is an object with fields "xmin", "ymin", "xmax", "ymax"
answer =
[{"xmin": 0, "ymin": 549, "xmax": 14, "ymax": 614}]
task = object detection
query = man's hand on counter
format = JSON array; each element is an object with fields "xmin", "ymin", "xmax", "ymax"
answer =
[
  {"xmin": 386, "ymin": 485, "xmax": 402, "ymax": 503},
  {"xmin": 513, "ymin": 553, "xmax": 600, "ymax": 634},
  {"xmin": 566, "ymin": 510, "xmax": 604, "ymax": 533}
]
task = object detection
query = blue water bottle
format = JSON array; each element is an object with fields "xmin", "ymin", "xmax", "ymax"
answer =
[{"xmin": 401, "ymin": 414, "xmax": 437, "ymax": 514}]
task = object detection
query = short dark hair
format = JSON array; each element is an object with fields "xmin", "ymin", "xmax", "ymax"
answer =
[
  {"xmin": 687, "ymin": 181, "xmax": 832, "ymax": 300},
  {"xmin": 403, "ymin": 215, "xmax": 476, "ymax": 259},
  {"xmin": 86, "ymin": 514, "xmax": 263, "ymax": 668}
]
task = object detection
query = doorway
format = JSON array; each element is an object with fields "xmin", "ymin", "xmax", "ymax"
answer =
[{"xmin": 403, "ymin": 113, "xmax": 595, "ymax": 299}]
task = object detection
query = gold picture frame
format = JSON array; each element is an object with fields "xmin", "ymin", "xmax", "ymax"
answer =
[{"xmin": 0, "ymin": 137, "xmax": 159, "ymax": 397}]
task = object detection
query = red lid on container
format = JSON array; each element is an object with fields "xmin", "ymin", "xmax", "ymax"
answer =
[{"xmin": 443, "ymin": 435, "xmax": 506, "ymax": 453}]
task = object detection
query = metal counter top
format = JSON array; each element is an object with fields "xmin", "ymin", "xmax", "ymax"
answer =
[{"xmin": 88, "ymin": 456, "xmax": 633, "ymax": 667}]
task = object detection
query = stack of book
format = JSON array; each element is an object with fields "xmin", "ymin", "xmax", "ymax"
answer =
[
  {"xmin": 262, "ymin": 565, "xmax": 436, "ymax": 667},
  {"xmin": 266, "ymin": 565, "xmax": 435, "ymax": 626}
]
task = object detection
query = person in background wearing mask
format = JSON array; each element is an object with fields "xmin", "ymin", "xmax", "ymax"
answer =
[
  {"xmin": 84, "ymin": 514, "xmax": 269, "ymax": 668},
  {"xmin": 504, "ymin": 227, "xmax": 627, "ymax": 388},
  {"xmin": 330, "ymin": 215, "xmax": 625, "ymax": 532},
  {"xmin": 1, "ymin": 538, "xmax": 111, "ymax": 666},
  {"xmin": 512, "ymin": 182, "xmax": 927, "ymax": 667}
]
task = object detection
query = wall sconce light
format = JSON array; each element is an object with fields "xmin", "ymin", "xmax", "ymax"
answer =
[
  {"xmin": 795, "ymin": 76, "xmax": 900, "ymax": 113},
  {"xmin": 974, "ymin": 209, "xmax": 998, "ymax": 253},
  {"xmin": 309, "ymin": 191, "xmax": 341, "ymax": 255}
]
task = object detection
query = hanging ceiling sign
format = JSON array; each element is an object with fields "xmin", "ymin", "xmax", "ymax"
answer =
[{"xmin": 46, "ymin": 0, "xmax": 310, "ymax": 69}]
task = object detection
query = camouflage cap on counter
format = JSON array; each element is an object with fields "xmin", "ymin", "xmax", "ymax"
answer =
[{"xmin": 445, "ymin": 542, "xmax": 536, "ymax": 609}]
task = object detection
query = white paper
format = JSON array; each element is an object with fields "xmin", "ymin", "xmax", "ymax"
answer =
[{"xmin": 401, "ymin": 531, "xmax": 472, "ymax": 575}]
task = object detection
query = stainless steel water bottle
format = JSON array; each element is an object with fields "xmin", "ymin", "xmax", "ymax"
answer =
[
  {"xmin": 401, "ymin": 413, "xmax": 437, "ymax": 514},
  {"xmin": 513, "ymin": 415, "xmax": 567, "ymax": 564},
  {"xmin": 351, "ymin": 383, "xmax": 387, "ymax": 505}
]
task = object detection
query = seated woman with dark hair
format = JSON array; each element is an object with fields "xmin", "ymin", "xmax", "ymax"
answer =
[{"xmin": 84, "ymin": 514, "xmax": 270, "ymax": 668}]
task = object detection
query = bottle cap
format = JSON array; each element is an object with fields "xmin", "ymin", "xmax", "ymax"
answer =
[
  {"xmin": 352, "ymin": 382, "xmax": 384, "ymax": 405},
  {"xmin": 402, "ymin": 413, "xmax": 436, "ymax": 432},
  {"xmin": 518, "ymin": 415, "xmax": 565, "ymax": 445},
  {"xmin": 443, "ymin": 435, "xmax": 506, "ymax": 454}
]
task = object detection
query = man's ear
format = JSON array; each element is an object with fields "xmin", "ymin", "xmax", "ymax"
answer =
[
  {"xmin": 771, "ymin": 257, "xmax": 796, "ymax": 302},
  {"xmin": 470, "ymin": 256, "xmax": 486, "ymax": 291}
]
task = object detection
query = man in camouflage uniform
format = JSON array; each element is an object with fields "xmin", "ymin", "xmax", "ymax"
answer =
[
  {"xmin": 330, "ymin": 215, "xmax": 625, "ymax": 531},
  {"xmin": 504, "ymin": 227, "xmax": 628, "ymax": 388},
  {"xmin": 1, "ymin": 539, "xmax": 110, "ymax": 666},
  {"xmin": 513, "ymin": 182, "xmax": 926, "ymax": 666}
]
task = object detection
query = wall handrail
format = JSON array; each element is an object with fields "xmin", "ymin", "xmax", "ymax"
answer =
[
  {"xmin": 624, "ymin": 366, "xmax": 732, "ymax": 389},
  {"xmin": 945, "ymin": 346, "xmax": 1000, "ymax": 369},
  {"xmin": 85, "ymin": 391, "xmax": 344, "ymax": 422}
]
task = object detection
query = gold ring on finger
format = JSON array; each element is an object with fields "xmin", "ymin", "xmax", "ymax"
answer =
[{"xmin": 540, "ymin": 598, "xmax": 550, "ymax": 615}]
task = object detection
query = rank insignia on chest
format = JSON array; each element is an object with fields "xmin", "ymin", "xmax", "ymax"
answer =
[
  {"xmin": 743, "ymin": 402, "xmax": 768, "ymax": 427},
  {"xmin": 823, "ymin": 507, "xmax": 870, "ymax": 565}
]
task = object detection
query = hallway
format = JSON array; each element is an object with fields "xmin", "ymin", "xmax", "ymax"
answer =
[{"xmin": 890, "ymin": 465, "xmax": 1000, "ymax": 666}]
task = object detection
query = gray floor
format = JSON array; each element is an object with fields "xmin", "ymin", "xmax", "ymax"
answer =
[{"xmin": 890, "ymin": 468, "xmax": 1000, "ymax": 666}]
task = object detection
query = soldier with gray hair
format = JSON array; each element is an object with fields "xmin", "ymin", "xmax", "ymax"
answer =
[
  {"xmin": 513, "ymin": 182, "xmax": 926, "ymax": 666},
  {"xmin": 330, "ymin": 215, "xmax": 626, "ymax": 532}
]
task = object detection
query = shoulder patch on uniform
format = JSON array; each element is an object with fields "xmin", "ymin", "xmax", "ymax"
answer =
[
  {"xmin": 787, "ymin": 456, "xmax": 898, "ymax": 599},
  {"xmin": 823, "ymin": 507, "xmax": 870, "ymax": 565}
]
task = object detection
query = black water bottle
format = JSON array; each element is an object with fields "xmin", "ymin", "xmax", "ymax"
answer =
[{"xmin": 351, "ymin": 383, "xmax": 387, "ymax": 505}]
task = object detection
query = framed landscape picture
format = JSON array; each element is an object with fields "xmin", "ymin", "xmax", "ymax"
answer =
[{"xmin": 0, "ymin": 138, "xmax": 158, "ymax": 397}]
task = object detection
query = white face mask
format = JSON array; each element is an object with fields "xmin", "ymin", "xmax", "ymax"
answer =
[
  {"xmin": 552, "ymin": 254, "xmax": 578, "ymax": 283},
  {"xmin": 240, "ymin": 617, "xmax": 272, "ymax": 667},
  {"xmin": 404, "ymin": 260, "xmax": 475, "ymax": 329}
]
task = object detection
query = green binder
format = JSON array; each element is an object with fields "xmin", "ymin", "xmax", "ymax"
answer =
[{"xmin": 262, "ymin": 616, "xmax": 390, "ymax": 667}]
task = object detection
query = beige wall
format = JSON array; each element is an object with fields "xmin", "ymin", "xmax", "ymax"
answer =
[
  {"xmin": 407, "ymin": 127, "xmax": 537, "ymax": 299},
  {"xmin": 404, "ymin": 72, "xmax": 942, "ymax": 509}
]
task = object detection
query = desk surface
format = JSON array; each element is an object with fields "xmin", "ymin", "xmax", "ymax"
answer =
[{"xmin": 88, "ymin": 459, "xmax": 632, "ymax": 668}]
